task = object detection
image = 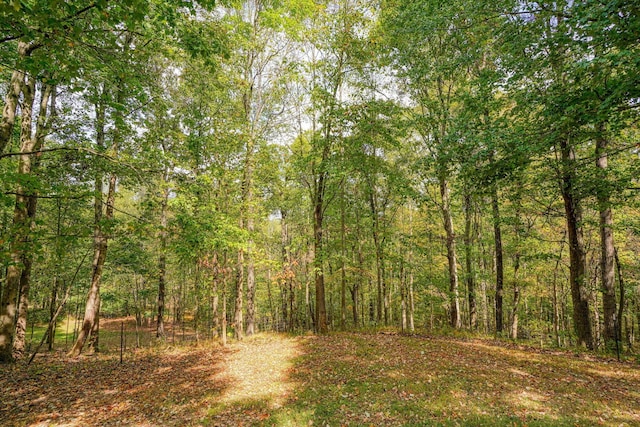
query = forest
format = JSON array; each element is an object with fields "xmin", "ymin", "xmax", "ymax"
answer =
[
  {"xmin": 0, "ymin": 0, "xmax": 639, "ymax": 424},
  {"xmin": 1, "ymin": 0, "xmax": 640, "ymax": 358}
]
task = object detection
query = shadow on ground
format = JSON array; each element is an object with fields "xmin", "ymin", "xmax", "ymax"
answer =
[
  {"xmin": 203, "ymin": 333, "xmax": 640, "ymax": 427},
  {"xmin": 0, "ymin": 346, "xmax": 231, "ymax": 426},
  {"xmin": 2, "ymin": 332, "xmax": 639, "ymax": 427}
]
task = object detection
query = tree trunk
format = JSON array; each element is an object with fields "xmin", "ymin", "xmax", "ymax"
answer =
[
  {"xmin": 222, "ymin": 258, "xmax": 228, "ymax": 346},
  {"xmin": 463, "ymin": 192, "xmax": 477, "ymax": 330},
  {"xmin": 69, "ymin": 172, "xmax": 115, "ymax": 357},
  {"xmin": 16, "ymin": 79, "xmax": 54, "ymax": 360},
  {"xmin": 353, "ymin": 210, "xmax": 365, "ymax": 328},
  {"xmin": 156, "ymin": 173, "xmax": 169, "ymax": 339},
  {"xmin": 87, "ymin": 292, "xmax": 100, "ymax": 353},
  {"xmin": 552, "ymin": 236, "xmax": 565, "ymax": 347},
  {"xmin": 509, "ymin": 183, "xmax": 523, "ymax": 340},
  {"xmin": 440, "ymin": 177, "xmax": 460, "ymax": 328},
  {"xmin": 370, "ymin": 192, "xmax": 383, "ymax": 325},
  {"xmin": 614, "ymin": 248, "xmax": 625, "ymax": 347},
  {"xmin": 212, "ymin": 289, "xmax": 219, "ymax": 332},
  {"xmin": 491, "ymin": 185, "xmax": 504, "ymax": 333},
  {"xmin": 314, "ymin": 173, "xmax": 328, "ymax": 333},
  {"xmin": 14, "ymin": 81, "xmax": 53, "ymax": 359},
  {"xmin": 408, "ymin": 269, "xmax": 415, "ymax": 332},
  {"xmin": 280, "ymin": 210, "xmax": 292, "ymax": 331},
  {"xmin": 234, "ymin": 247, "xmax": 245, "ymax": 340},
  {"xmin": 240, "ymin": 13, "xmax": 258, "ymax": 336},
  {"xmin": 47, "ymin": 277, "xmax": 58, "ymax": 351},
  {"xmin": 510, "ymin": 265, "xmax": 521, "ymax": 340},
  {"xmin": 243, "ymin": 143, "xmax": 256, "ymax": 335},
  {"xmin": 246, "ymin": 216, "xmax": 256, "ymax": 335},
  {"xmin": 0, "ymin": 70, "xmax": 24, "ymax": 154},
  {"xmin": 0, "ymin": 41, "xmax": 40, "ymax": 155},
  {"xmin": 596, "ymin": 131, "xmax": 617, "ymax": 347},
  {"xmin": 194, "ymin": 262, "xmax": 201, "ymax": 342},
  {"xmin": 68, "ymin": 86, "xmax": 118, "ymax": 356},
  {"xmin": 400, "ymin": 258, "xmax": 407, "ymax": 332},
  {"xmin": 236, "ymin": 133, "xmax": 255, "ymax": 338},
  {"xmin": 559, "ymin": 138, "xmax": 593, "ymax": 349},
  {"xmin": 0, "ymin": 75, "xmax": 38, "ymax": 362},
  {"xmin": 12, "ymin": 193, "xmax": 37, "ymax": 360},
  {"xmin": 368, "ymin": 184, "xmax": 389, "ymax": 326},
  {"xmin": 407, "ymin": 208, "xmax": 415, "ymax": 333},
  {"xmin": 340, "ymin": 184, "xmax": 346, "ymax": 330}
]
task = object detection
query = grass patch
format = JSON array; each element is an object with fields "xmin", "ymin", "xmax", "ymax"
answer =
[{"xmin": 266, "ymin": 333, "xmax": 640, "ymax": 427}]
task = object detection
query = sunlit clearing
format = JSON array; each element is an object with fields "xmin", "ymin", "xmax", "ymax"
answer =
[{"xmin": 216, "ymin": 334, "xmax": 302, "ymax": 408}]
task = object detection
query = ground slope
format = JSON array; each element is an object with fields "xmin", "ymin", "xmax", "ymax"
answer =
[{"xmin": 1, "ymin": 332, "xmax": 638, "ymax": 426}]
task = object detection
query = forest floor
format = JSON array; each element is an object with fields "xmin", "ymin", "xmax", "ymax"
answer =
[{"xmin": 1, "ymin": 329, "xmax": 640, "ymax": 427}]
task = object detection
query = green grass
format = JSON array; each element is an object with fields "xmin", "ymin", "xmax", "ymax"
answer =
[
  {"xmin": 25, "ymin": 316, "xmax": 202, "ymax": 355},
  {"xmin": 25, "ymin": 316, "xmax": 79, "ymax": 352},
  {"xmin": 208, "ymin": 332, "xmax": 640, "ymax": 427}
]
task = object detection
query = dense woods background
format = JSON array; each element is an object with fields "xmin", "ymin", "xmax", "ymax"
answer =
[{"xmin": 0, "ymin": 0, "xmax": 638, "ymax": 362}]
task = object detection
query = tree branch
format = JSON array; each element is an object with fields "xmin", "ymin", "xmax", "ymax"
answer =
[
  {"xmin": 2, "ymin": 191, "xmax": 93, "ymax": 200},
  {"xmin": 0, "ymin": 146, "xmax": 114, "ymax": 160}
]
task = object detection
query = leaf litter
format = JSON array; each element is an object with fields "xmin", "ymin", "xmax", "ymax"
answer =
[{"xmin": 1, "ymin": 331, "xmax": 639, "ymax": 426}]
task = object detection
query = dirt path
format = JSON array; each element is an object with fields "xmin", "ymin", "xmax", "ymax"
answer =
[
  {"xmin": 207, "ymin": 334, "xmax": 302, "ymax": 426},
  {"xmin": 217, "ymin": 335, "xmax": 301, "ymax": 407}
]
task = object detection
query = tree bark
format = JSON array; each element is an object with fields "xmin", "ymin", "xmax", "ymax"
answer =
[
  {"xmin": 368, "ymin": 186, "xmax": 387, "ymax": 325},
  {"xmin": 401, "ymin": 260, "xmax": 407, "ymax": 333},
  {"xmin": 552, "ymin": 241, "xmax": 563, "ymax": 347},
  {"xmin": 238, "ymin": 140, "xmax": 255, "ymax": 336},
  {"xmin": 510, "ymin": 261, "xmax": 521, "ymax": 340},
  {"xmin": 15, "ymin": 79, "xmax": 54, "ymax": 360},
  {"xmin": 87, "ymin": 292, "xmax": 100, "ymax": 353},
  {"xmin": 69, "ymin": 172, "xmax": 115, "ymax": 356},
  {"xmin": 407, "ymin": 208, "xmax": 415, "ymax": 332},
  {"xmin": 340, "ymin": 184, "xmax": 346, "ymax": 330},
  {"xmin": 280, "ymin": 209, "xmax": 295, "ymax": 331},
  {"xmin": 463, "ymin": 192, "xmax": 477, "ymax": 330},
  {"xmin": 491, "ymin": 184, "xmax": 504, "ymax": 333},
  {"xmin": 47, "ymin": 277, "xmax": 58, "ymax": 351},
  {"xmin": 0, "ymin": 75, "xmax": 39, "ymax": 362},
  {"xmin": 246, "ymin": 215, "xmax": 256, "ymax": 335},
  {"xmin": 0, "ymin": 41, "xmax": 40, "ymax": 155},
  {"xmin": 440, "ymin": 176, "xmax": 460, "ymax": 328},
  {"xmin": 559, "ymin": 138, "xmax": 593, "ymax": 349},
  {"xmin": 68, "ymin": 86, "xmax": 118, "ymax": 356},
  {"xmin": 0, "ymin": 69, "xmax": 24, "ymax": 154},
  {"xmin": 222, "ymin": 270, "xmax": 228, "ymax": 347},
  {"xmin": 595, "ymin": 131, "xmax": 617, "ymax": 347},
  {"xmin": 156, "ymin": 170, "xmax": 169, "ymax": 338},
  {"xmin": 14, "ymin": 81, "xmax": 53, "ymax": 358},
  {"xmin": 509, "ymin": 183, "xmax": 523, "ymax": 340},
  {"xmin": 12, "ymin": 193, "xmax": 37, "ymax": 360},
  {"xmin": 234, "ymin": 248, "xmax": 245, "ymax": 339},
  {"xmin": 313, "ymin": 174, "xmax": 328, "ymax": 333},
  {"xmin": 614, "ymin": 248, "xmax": 625, "ymax": 347},
  {"xmin": 408, "ymin": 269, "xmax": 415, "ymax": 332}
]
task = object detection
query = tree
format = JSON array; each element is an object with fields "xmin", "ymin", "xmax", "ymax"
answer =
[
  {"xmin": 496, "ymin": 0, "xmax": 598, "ymax": 348},
  {"xmin": 570, "ymin": 0, "xmax": 640, "ymax": 347},
  {"xmin": 0, "ymin": 77, "xmax": 53, "ymax": 361},
  {"xmin": 382, "ymin": 0, "xmax": 488, "ymax": 329},
  {"xmin": 68, "ymin": 81, "xmax": 121, "ymax": 357}
]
